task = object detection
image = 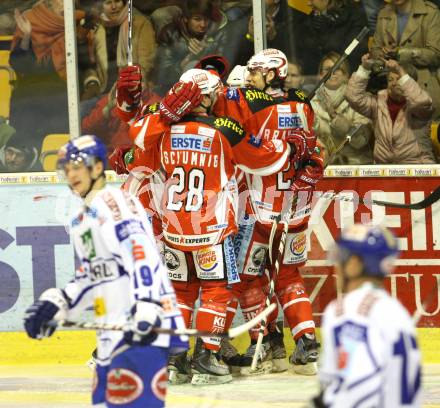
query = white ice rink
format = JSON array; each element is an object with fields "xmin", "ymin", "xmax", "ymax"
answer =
[{"xmin": 0, "ymin": 364, "xmax": 439, "ymax": 408}]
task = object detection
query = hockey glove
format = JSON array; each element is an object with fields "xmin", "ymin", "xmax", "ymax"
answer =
[
  {"xmin": 116, "ymin": 64, "xmax": 142, "ymax": 114},
  {"xmin": 159, "ymin": 81, "xmax": 202, "ymax": 123},
  {"xmin": 108, "ymin": 144, "xmax": 133, "ymax": 175},
  {"xmin": 290, "ymin": 160, "xmax": 324, "ymax": 205},
  {"xmin": 124, "ymin": 300, "xmax": 164, "ymax": 345},
  {"xmin": 23, "ymin": 288, "xmax": 68, "ymax": 339},
  {"xmin": 286, "ymin": 128, "xmax": 316, "ymax": 164}
]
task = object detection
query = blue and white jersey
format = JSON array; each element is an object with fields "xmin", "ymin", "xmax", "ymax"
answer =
[
  {"xmin": 319, "ymin": 282, "xmax": 421, "ymax": 408},
  {"xmin": 63, "ymin": 186, "xmax": 188, "ymax": 366}
]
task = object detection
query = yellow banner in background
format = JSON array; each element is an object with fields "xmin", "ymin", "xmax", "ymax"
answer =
[{"xmin": 288, "ymin": 0, "xmax": 312, "ymax": 15}]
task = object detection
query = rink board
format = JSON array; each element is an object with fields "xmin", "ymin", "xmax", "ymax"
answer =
[
  {"xmin": 1, "ymin": 327, "xmax": 440, "ymax": 365},
  {"xmin": 1, "ymin": 167, "xmax": 440, "ymax": 365}
]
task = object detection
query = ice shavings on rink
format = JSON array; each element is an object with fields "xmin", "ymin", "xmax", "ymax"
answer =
[{"xmin": 0, "ymin": 365, "xmax": 439, "ymax": 408}]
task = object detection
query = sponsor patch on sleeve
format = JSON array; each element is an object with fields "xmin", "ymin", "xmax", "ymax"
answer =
[
  {"xmin": 226, "ymin": 88, "xmax": 240, "ymax": 101},
  {"xmin": 115, "ymin": 219, "xmax": 145, "ymax": 241},
  {"xmin": 248, "ymin": 134, "xmax": 262, "ymax": 147}
]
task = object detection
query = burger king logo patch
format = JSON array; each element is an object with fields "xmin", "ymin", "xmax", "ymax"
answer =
[
  {"xmin": 106, "ymin": 368, "xmax": 144, "ymax": 404},
  {"xmin": 283, "ymin": 232, "xmax": 308, "ymax": 265},
  {"xmin": 196, "ymin": 247, "xmax": 218, "ymax": 272},
  {"xmin": 291, "ymin": 232, "xmax": 306, "ymax": 256}
]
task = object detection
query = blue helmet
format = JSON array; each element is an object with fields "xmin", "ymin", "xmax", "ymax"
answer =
[
  {"xmin": 57, "ymin": 135, "xmax": 107, "ymax": 169},
  {"xmin": 335, "ymin": 224, "xmax": 399, "ymax": 277}
]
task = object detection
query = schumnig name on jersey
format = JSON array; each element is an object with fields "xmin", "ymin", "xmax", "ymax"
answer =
[{"xmin": 162, "ymin": 150, "xmax": 219, "ymax": 168}]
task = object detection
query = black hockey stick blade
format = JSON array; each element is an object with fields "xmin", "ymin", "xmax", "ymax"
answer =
[{"xmin": 367, "ymin": 184, "xmax": 440, "ymax": 210}]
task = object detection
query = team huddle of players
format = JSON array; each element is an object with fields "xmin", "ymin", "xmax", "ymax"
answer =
[
  {"xmin": 111, "ymin": 48, "xmax": 324, "ymax": 386},
  {"xmin": 21, "ymin": 47, "xmax": 423, "ymax": 408}
]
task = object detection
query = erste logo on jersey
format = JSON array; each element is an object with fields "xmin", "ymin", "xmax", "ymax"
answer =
[
  {"xmin": 196, "ymin": 247, "xmax": 218, "ymax": 272},
  {"xmin": 277, "ymin": 105, "xmax": 303, "ymax": 129},
  {"xmin": 171, "ymin": 133, "xmax": 212, "ymax": 153},
  {"xmin": 278, "ymin": 113, "xmax": 302, "ymax": 129},
  {"xmin": 106, "ymin": 368, "xmax": 144, "ymax": 404}
]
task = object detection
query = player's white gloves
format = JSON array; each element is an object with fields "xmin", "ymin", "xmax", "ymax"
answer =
[
  {"xmin": 23, "ymin": 288, "xmax": 69, "ymax": 339},
  {"xmin": 125, "ymin": 301, "xmax": 164, "ymax": 345}
]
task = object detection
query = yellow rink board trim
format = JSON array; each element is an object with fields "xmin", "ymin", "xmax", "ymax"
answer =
[
  {"xmin": 1, "ymin": 328, "xmax": 439, "ymax": 365},
  {"xmin": 0, "ymin": 391, "xmax": 89, "ymax": 404}
]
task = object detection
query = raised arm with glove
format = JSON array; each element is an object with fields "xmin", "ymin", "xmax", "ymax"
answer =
[{"xmin": 116, "ymin": 64, "xmax": 203, "ymax": 124}]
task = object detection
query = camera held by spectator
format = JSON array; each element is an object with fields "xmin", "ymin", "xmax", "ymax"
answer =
[{"xmin": 345, "ymin": 53, "xmax": 436, "ymax": 165}]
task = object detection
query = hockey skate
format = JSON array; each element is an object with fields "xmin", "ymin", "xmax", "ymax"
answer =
[
  {"xmin": 219, "ymin": 338, "xmax": 243, "ymax": 376},
  {"xmin": 269, "ymin": 323, "xmax": 289, "ymax": 372},
  {"xmin": 239, "ymin": 339, "xmax": 273, "ymax": 376},
  {"xmin": 290, "ymin": 333, "xmax": 320, "ymax": 375},
  {"xmin": 191, "ymin": 339, "xmax": 233, "ymax": 385},
  {"xmin": 168, "ymin": 351, "xmax": 192, "ymax": 385}
]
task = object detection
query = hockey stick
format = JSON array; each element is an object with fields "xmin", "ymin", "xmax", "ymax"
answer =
[
  {"xmin": 250, "ymin": 241, "xmax": 285, "ymax": 371},
  {"xmin": 268, "ymin": 27, "xmax": 370, "ymax": 261},
  {"xmin": 323, "ymin": 123, "xmax": 363, "ymax": 167},
  {"xmin": 48, "ymin": 303, "xmax": 276, "ymax": 340},
  {"xmin": 307, "ymin": 26, "xmax": 370, "ymax": 100},
  {"xmin": 251, "ymin": 28, "xmax": 370, "ymax": 370},
  {"xmin": 317, "ymin": 184, "xmax": 440, "ymax": 210},
  {"xmin": 127, "ymin": 0, "xmax": 133, "ymax": 66}
]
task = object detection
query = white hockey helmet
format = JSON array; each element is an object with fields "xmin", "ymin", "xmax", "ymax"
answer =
[
  {"xmin": 226, "ymin": 65, "xmax": 248, "ymax": 88},
  {"xmin": 179, "ymin": 68, "xmax": 222, "ymax": 95},
  {"xmin": 247, "ymin": 48, "xmax": 288, "ymax": 80}
]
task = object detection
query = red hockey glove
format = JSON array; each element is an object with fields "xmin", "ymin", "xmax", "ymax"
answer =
[
  {"xmin": 116, "ymin": 65, "xmax": 142, "ymax": 114},
  {"xmin": 108, "ymin": 145, "xmax": 133, "ymax": 175},
  {"xmin": 286, "ymin": 128, "xmax": 316, "ymax": 164},
  {"xmin": 290, "ymin": 160, "xmax": 324, "ymax": 204},
  {"xmin": 159, "ymin": 81, "xmax": 203, "ymax": 123}
]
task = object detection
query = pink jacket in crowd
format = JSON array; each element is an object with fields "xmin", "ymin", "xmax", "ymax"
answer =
[{"xmin": 345, "ymin": 66, "xmax": 436, "ymax": 164}]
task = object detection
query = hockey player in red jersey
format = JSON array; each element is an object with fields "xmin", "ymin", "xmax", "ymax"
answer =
[
  {"xmin": 110, "ymin": 64, "xmax": 205, "ymax": 241},
  {"xmin": 111, "ymin": 50, "xmax": 322, "ymax": 376},
  {"xmin": 211, "ymin": 49, "xmax": 323, "ymax": 376},
  {"xmin": 121, "ymin": 68, "xmax": 291, "ymax": 386}
]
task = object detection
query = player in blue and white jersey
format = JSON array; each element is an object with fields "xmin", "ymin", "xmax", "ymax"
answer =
[
  {"xmin": 23, "ymin": 135, "xmax": 188, "ymax": 408},
  {"xmin": 312, "ymin": 224, "xmax": 421, "ymax": 408}
]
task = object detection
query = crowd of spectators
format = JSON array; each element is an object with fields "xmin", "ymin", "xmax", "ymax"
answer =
[{"xmin": 0, "ymin": 0, "xmax": 439, "ymax": 171}]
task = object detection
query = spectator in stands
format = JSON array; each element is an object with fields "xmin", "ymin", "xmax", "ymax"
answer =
[
  {"xmin": 345, "ymin": 53, "xmax": 436, "ymax": 164},
  {"xmin": 370, "ymin": 0, "xmax": 440, "ymax": 119},
  {"xmin": 293, "ymin": 0, "xmax": 369, "ymax": 76},
  {"xmin": 312, "ymin": 52, "xmax": 373, "ymax": 165},
  {"xmin": 81, "ymin": 85, "xmax": 160, "ymax": 150},
  {"xmin": 283, "ymin": 59, "xmax": 314, "ymax": 95},
  {"xmin": 92, "ymin": 0, "xmax": 157, "ymax": 94},
  {"xmin": 150, "ymin": 3, "xmax": 183, "ymax": 40},
  {"xmin": 0, "ymin": 117, "xmax": 40, "ymax": 172},
  {"xmin": 9, "ymin": 0, "xmax": 98, "ymax": 153},
  {"xmin": 132, "ymin": 0, "xmax": 181, "ymax": 17},
  {"xmin": 154, "ymin": 0, "xmax": 228, "ymax": 95},
  {"xmin": 240, "ymin": 0, "xmax": 294, "ymax": 65},
  {"xmin": 217, "ymin": 0, "xmax": 251, "ymax": 67},
  {"xmin": 360, "ymin": 0, "xmax": 384, "ymax": 32},
  {"xmin": 284, "ymin": 59, "xmax": 305, "ymax": 90}
]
